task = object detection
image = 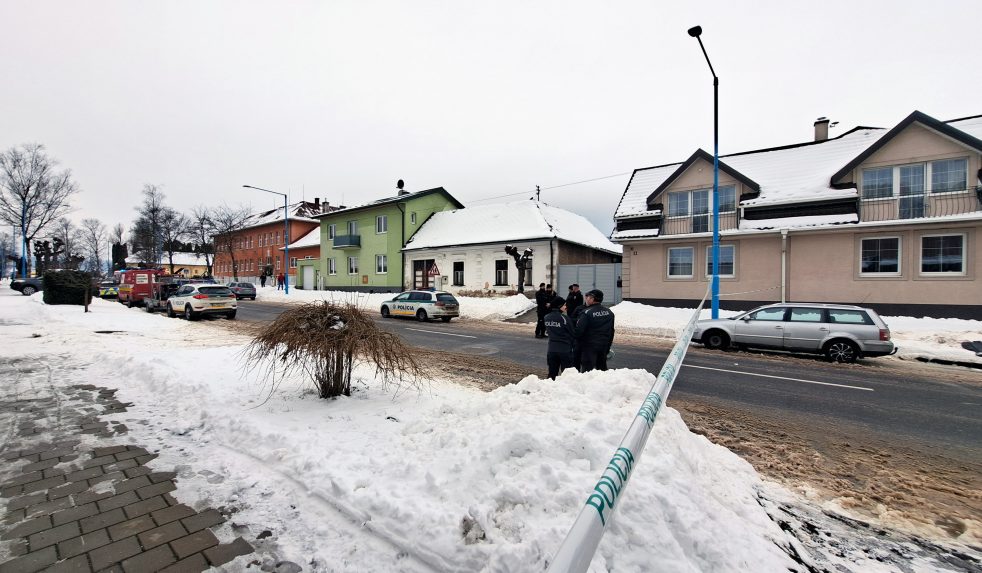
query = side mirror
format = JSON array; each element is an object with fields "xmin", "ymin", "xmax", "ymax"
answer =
[{"xmin": 741, "ymin": 316, "xmax": 751, "ymax": 322}]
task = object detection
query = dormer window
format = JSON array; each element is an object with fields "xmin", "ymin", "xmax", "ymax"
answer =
[
  {"xmin": 666, "ymin": 186, "xmax": 736, "ymax": 233},
  {"xmin": 862, "ymin": 158, "xmax": 968, "ymax": 199}
]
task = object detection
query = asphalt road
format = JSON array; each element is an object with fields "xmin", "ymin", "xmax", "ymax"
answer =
[{"xmin": 233, "ymin": 300, "xmax": 982, "ymax": 454}]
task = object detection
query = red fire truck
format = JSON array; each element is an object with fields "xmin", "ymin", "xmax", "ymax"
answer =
[{"xmin": 117, "ymin": 269, "xmax": 168, "ymax": 308}]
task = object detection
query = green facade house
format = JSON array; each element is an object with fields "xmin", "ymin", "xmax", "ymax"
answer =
[{"xmin": 311, "ymin": 186, "xmax": 464, "ymax": 291}]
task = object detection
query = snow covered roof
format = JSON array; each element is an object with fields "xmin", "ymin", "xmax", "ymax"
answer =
[
  {"xmin": 242, "ymin": 201, "xmax": 325, "ymax": 231},
  {"xmin": 126, "ymin": 252, "xmax": 209, "ymax": 266},
  {"xmin": 611, "ymin": 228, "xmax": 660, "ymax": 240},
  {"xmin": 740, "ymin": 213, "xmax": 859, "ymax": 231},
  {"xmin": 615, "ymin": 112, "xmax": 982, "ymax": 219},
  {"xmin": 404, "ymin": 200, "xmax": 622, "ymax": 254},
  {"xmin": 283, "ymin": 227, "xmax": 321, "ymax": 250},
  {"xmin": 313, "ymin": 187, "xmax": 464, "ymax": 218}
]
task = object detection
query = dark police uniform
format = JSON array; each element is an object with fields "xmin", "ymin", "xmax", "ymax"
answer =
[
  {"xmin": 544, "ymin": 302, "xmax": 575, "ymax": 379},
  {"xmin": 575, "ymin": 301, "xmax": 615, "ymax": 372}
]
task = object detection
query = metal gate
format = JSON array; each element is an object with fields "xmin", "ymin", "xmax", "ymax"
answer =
[{"xmin": 557, "ymin": 263, "xmax": 622, "ymax": 305}]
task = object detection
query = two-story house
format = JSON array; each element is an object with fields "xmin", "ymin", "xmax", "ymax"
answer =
[
  {"xmin": 299, "ymin": 186, "xmax": 463, "ymax": 291},
  {"xmin": 612, "ymin": 111, "xmax": 982, "ymax": 319}
]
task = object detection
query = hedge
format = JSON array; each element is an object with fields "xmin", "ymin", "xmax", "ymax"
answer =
[{"xmin": 42, "ymin": 270, "xmax": 94, "ymax": 306}]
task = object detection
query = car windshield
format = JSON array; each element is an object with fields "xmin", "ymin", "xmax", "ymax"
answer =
[{"xmin": 199, "ymin": 287, "xmax": 233, "ymax": 296}]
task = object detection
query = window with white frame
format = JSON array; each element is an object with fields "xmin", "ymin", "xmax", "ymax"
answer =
[
  {"xmin": 376, "ymin": 215, "xmax": 388, "ymax": 234},
  {"xmin": 453, "ymin": 261, "xmax": 464, "ymax": 286},
  {"xmin": 862, "ymin": 158, "xmax": 969, "ymax": 200},
  {"xmin": 410, "ymin": 212, "xmax": 417, "ymax": 225},
  {"xmin": 494, "ymin": 260, "xmax": 508, "ymax": 285},
  {"xmin": 921, "ymin": 234, "xmax": 965, "ymax": 274},
  {"xmin": 667, "ymin": 247, "xmax": 694, "ymax": 278},
  {"xmin": 376, "ymin": 254, "xmax": 387, "ymax": 274},
  {"xmin": 667, "ymin": 186, "xmax": 736, "ymax": 233},
  {"xmin": 704, "ymin": 244, "xmax": 735, "ymax": 277},
  {"xmin": 290, "ymin": 258, "xmax": 298, "ymax": 268},
  {"xmin": 328, "ymin": 224, "xmax": 336, "ymax": 239},
  {"xmin": 347, "ymin": 221, "xmax": 358, "ymax": 235},
  {"xmin": 348, "ymin": 256, "xmax": 359, "ymax": 275},
  {"xmin": 860, "ymin": 237, "xmax": 901, "ymax": 275},
  {"xmin": 328, "ymin": 258, "xmax": 337, "ymax": 275}
]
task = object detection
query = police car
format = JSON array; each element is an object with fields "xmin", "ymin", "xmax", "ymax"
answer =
[
  {"xmin": 98, "ymin": 281, "xmax": 119, "ymax": 299},
  {"xmin": 380, "ymin": 290, "xmax": 460, "ymax": 322}
]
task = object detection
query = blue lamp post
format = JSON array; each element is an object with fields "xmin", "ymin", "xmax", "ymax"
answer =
[
  {"xmin": 243, "ymin": 185, "xmax": 289, "ymax": 294},
  {"xmin": 688, "ymin": 25, "xmax": 720, "ymax": 319}
]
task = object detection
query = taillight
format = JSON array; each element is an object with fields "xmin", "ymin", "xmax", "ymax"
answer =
[
  {"xmin": 193, "ymin": 294, "xmax": 209, "ymax": 300},
  {"xmin": 879, "ymin": 329, "xmax": 890, "ymax": 341},
  {"xmin": 435, "ymin": 302, "xmax": 445, "ymax": 307}
]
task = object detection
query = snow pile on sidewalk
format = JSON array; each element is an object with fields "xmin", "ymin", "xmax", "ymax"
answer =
[{"xmin": 0, "ymin": 292, "xmax": 799, "ymax": 572}]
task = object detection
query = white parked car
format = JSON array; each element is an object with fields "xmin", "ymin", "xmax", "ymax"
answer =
[{"xmin": 167, "ymin": 284, "xmax": 237, "ymax": 320}]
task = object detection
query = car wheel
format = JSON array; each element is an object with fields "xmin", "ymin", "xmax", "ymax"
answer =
[
  {"xmin": 226, "ymin": 311, "xmax": 236, "ymax": 320},
  {"xmin": 21, "ymin": 286, "xmax": 36, "ymax": 296},
  {"xmin": 441, "ymin": 317, "xmax": 451, "ymax": 323},
  {"xmin": 703, "ymin": 330, "xmax": 730, "ymax": 350},
  {"xmin": 416, "ymin": 309, "xmax": 428, "ymax": 322},
  {"xmin": 825, "ymin": 339, "xmax": 859, "ymax": 363},
  {"xmin": 145, "ymin": 302, "xmax": 154, "ymax": 313},
  {"xmin": 251, "ymin": 297, "xmax": 256, "ymax": 301},
  {"xmin": 184, "ymin": 305, "xmax": 198, "ymax": 321},
  {"xmin": 127, "ymin": 297, "xmax": 135, "ymax": 309},
  {"xmin": 167, "ymin": 304, "xmax": 177, "ymax": 318},
  {"xmin": 381, "ymin": 306, "xmax": 391, "ymax": 318}
]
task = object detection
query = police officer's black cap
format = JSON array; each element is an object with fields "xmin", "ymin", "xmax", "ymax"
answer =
[
  {"xmin": 549, "ymin": 296, "xmax": 566, "ymax": 309},
  {"xmin": 585, "ymin": 289, "xmax": 604, "ymax": 302}
]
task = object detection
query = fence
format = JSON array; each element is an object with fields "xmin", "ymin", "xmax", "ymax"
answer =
[
  {"xmin": 557, "ymin": 264, "xmax": 623, "ymax": 305},
  {"xmin": 547, "ymin": 285, "xmax": 710, "ymax": 572}
]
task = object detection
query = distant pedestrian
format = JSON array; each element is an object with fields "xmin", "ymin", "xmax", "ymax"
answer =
[
  {"xmin": 277, "ymin": 273, "xmax": 285, "ymax": 290},
  {"xmin": 260, "ymin": 273, "xmax": 267, "ymax": 288},
  {"xmin": 565, "ymin": 283, "xmax": 583, "ymax": 317},
  {"xmin": 575, "ymin": 289, "xmax": 615, "ymax": 372},
  {"xmin": 544, "ymin": 296, "xmax": 575, "ymax": 380},
  {"xmin": 534, "ymin": 283, "xmax": 548, "ymax": 338}
]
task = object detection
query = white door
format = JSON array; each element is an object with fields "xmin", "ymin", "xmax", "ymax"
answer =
[{"xmin": 303, "ymin": 266, "xmax": 315, "ymax": 289}]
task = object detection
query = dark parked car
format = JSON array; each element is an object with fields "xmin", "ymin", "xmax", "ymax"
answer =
[
  {"xmin": 11, "ymin": 277, "xmax": 43, "ymax": 296},
  {"xmin": 226, "ymin": 282, "xmax": 257, "ymax": 300}
]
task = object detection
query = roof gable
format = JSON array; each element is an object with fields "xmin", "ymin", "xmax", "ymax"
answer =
[
  {"xmin": 831, "ymin": 110, "xmax": 982, "ymax": 184},
  {"xmin": 314, "ymin": 187, "xmax": 464, "ymax": 218},
  {"xmin": 644, "ymin": 149, "xmax": 760, "ymax": 207}
]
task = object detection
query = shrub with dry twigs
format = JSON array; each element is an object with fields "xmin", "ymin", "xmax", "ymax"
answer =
[{"xmin": 243, "ymin": 300, "xmax": 425, "ymax": 398}]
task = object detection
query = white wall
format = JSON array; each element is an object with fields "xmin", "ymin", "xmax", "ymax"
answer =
[{"xmin": 404, "ymin": 240, "xmax": 558, "ymax": 293}]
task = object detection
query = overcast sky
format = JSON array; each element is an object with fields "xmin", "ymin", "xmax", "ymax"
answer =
[{"xmin": 2, "ymin": 0, "xmax": 980, "ymax": 238}]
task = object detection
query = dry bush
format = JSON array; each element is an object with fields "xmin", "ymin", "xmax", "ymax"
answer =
[
  {"xmin": 456, "ymin": 288, "xmax": 522, "ymax": 298},
  {"xmin": 243, "ymin": 300, "xmax": 425, "ymax": 398}
]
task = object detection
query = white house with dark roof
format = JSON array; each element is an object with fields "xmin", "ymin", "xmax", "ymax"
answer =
[
  {"xmin": 613, "ymin": 111, "xmax": 982, "ymax": 318},
  {"xmin": 403, "ymin": 200, "xmax": 622, "ymax": 294}
]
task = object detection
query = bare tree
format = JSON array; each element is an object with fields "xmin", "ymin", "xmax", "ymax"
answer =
[
  {"xmin": 0, "ymin": 143, "xmax": 80, "ymax": 276},
  {"xmin": 53, "ymin": 218, "xmax": 85, "ymax": 270},
  {"xmin": 209, "ymin": 204, "xmax": 252, "ymax": 281},
  {"xmin": 131, "ymin": 184, "xmax": 166, "ymax": 265},
  {"xmin": 190, "ymin": 206, "xmax": 214, "ymax": 276},
  {"xmin": 80, "ymin": 218, "xmax": 108, "ymax": 276},
  {"xmin": 0, "ymin": 231, "xmax": 13, "ymax": 279},
  {"xmin": 158, "ymin": 207, "xmax": 190, "ymax": 274},
  {"xmin": 109, "ymin": 223, "xmax": 127, "ymax": 271}
]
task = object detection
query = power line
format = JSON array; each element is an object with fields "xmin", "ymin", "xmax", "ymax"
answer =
[{"xmin": 467, "ymin": 170, "xmax": 633, "ymax": 204}]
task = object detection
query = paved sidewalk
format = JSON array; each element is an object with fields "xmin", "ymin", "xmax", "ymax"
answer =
[{"xmin": 1, "ymin": 384, "xmax": 253, "ymax": 573}]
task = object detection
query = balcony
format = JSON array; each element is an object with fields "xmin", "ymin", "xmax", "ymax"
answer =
[
  {"xmin": 860, "ymin": 187, "xmax": 982, "ymax": 223},
  {"xmin": 332, "ymin": 234, "xmax": 361, "ymax": 249},
  {"xmin": 662, "ymin": 212, "xmax": 738, "ymax": 236}
]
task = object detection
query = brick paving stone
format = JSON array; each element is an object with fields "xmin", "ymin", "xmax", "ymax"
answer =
[
  {"xmin": 79, "ymin": 508, "xmax": 126, "ymax": 534},
  {"xmin": 179, "ymin": 510, "xmax": 224, "ymax": 534},
  {"xmin": 169, "ymin": 529, "xmax": 218, "ymax": 560},
  {"xmin": 107, "ymin": 515, "xmax": 155, "ymax": 542},
  {"xmin": 134, "ymin": 455, "xmax": 158, "ymax": 465},
  {"xmin": 6, "ymin": 493, "xmax": 46, "ymax": 512},
  {"xmin": 81, "ymin": 456, "xmax": 115, "ymax": 469},
  {"xmin": 1, "ymin": 515, "xmax": 52, "ymax": 540},
  {"xmin": 23, "ymin": 497, "xmax": 73, "ymax": 518},
  {"xmin": 111, "ymin": 477, "xmax": 151, "ymax": 495},
  {"xmin": 0, "ymin": 545, "xmax": 56, "ymax": 573},
  {"xmin": 120, "ymin": 544, "xmax": 177, "ymax": 573},
  {"xmin": 7, "ymin": 540, "xmax": 27, "ymax": 556},
  {"xmin": 161, "ymin": 494, "xmax": 179, "ymax": 507},
  {"xmin": 51, "ymin": 503, "xmax": 98, "ymax": 527},
  {"xmin": 66, "ymin": 467, "xmax": 106, "ymax": 484},
  {"xmin": 147, "ymin": 473, "xmax": 177, "ymax": 485},
  {"xmin": 58, "ymin": 528, "xmax": 111, "ymax": 558},
  {"xmin": 21, "ymin": 475, "xmax": 67, "ymax": 495},
  {"xmin": 28, "ymin": 521, "xmax": 81, "ymax": 549},
  {"xmin": 43, "ymin": 554, "xmax": 91, "ymax": 573},
  {"xmin": 1, "ymin": 486, "xmax": 23, "ymax": 498},
  {"xmin": 42, "ymin": 468, "xmax": 67, "ymax": 479},
  {"xmin": 103, "ymin": 460, "xmax": 138, "ymax": 473},
  {"xmin": 203, "ymin": 537, "xmax": 253, "ymax": 567},
  {"xmin": 122, "ymin": 496, "xmax": 167, "ymax": 520},
  {"xmin": 135, "ymin": 481, "xmax": 176, "ymax": 501},
  {"xmin": 96, "ymin": 492, "xmax": 140, "ymax": 513},
  {"xmin": 122, "ymin": 467, "xmax": 150, "ymax": 480},
  {"xmin": 48, "ymin": 480, "xmax": 89, "ymax": 500},
  {"xmin": 3, "ymin": 509, "xmax": 26, "ymax": 525},
  {"xmin": 88, "ymin": 471, "xmax": 124, "ymax": 487},
  {"xmin": 138, "ymin": 521, "xmax": 187, "ymax": 550},
  {"xmin": 113, "ymin": 449, "xmax": 148, "ymax": 462},
  {"xmin": 0, "ymin": 472, "xmax": 42, "ymax": 488},
  {"xmin": 92, "ymin": 446, "xmax": 127, "ymax": 458},
  {"xmin": 21, "ymin": 459, "xmax": 59, "ymax": 473},
  {"xmin": 57, "ymin": 454, "xmax": 79, "ymax": 463},
  {"xmin": 88, "ymin": 536, "xmax": 142, "ymax": 571},
  {"xmin": 157, "ymin": 552, "xmax": 208, "ymax": 573},
  {"xmin": 72, "ymin": 490, "xmax": 111, "ymax": 507},
  {"xmin": 150, "ymin": 505, "xmax": 195, "ymax": 527},
  {"xmin": 39, "ymin": 447, "xmax": 76, "ymax": 461}
]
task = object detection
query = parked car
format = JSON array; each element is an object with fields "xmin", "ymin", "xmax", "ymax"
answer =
[
  {"xmin": 166, "ymin": 284, "xmax": 237, "ymax": 320},
  {"xmin": 98, "ymin": 281, "xmax": 119, "ymax": 299},
  {"xmin": 11, "ymin": 277, "xmax": 43, "ymax": 296},
  {"xmin": 226, "ymin": 282, "xmax": 257, "ymax": 300},
  {"xmin": 380, "ymin": 290, "xmax": 459, "ymax": 322},
  {"xmin": 144, "ymin": 282, "xmax": 181, "ymax": 313},
  {"xmin": 692, "ymin": 303, "xmax": 896, "ymax": 363}
]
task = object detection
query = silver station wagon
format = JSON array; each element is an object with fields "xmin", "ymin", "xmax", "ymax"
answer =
[
  {"xmin": 693, "ymin": 303, "xmax": 896, "ymax": 363},
  {"xmin": 380, "ymin": 290, "xmax": 460, "ymax": 322}
]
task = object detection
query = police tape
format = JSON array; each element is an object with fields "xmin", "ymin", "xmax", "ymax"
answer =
[{"xmin": 547, "ymin": 284, "xmax": 711, "ymax": 573}]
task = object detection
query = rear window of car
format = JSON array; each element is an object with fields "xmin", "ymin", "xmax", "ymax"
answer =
[
  {"xmin": 238, "ymin": 283, "xmax": 254, "ymax": 288},
  {"xmin": 199, "ymin": 287, "xmax": 233, "ymax": 296},
  {"xmin": 828, "ymin": 309, "xmax": 874, "ymax": 325},
  {"xmin": 436, "ymin": 294, "xmax": 457, "ymax": 303},
  {"xmin": 409, "ymin": 292, "xmax": 431, "ymax": 301}
]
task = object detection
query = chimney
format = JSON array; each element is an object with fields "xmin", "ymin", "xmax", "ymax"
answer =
[
  {"xmin": 314, "ymin": 198, "xmax": 320, "ymax": 210},
  {"xmin": 322, "ymin": 200, "xmax": 330, "ymax": 213},
  {"xmin": 814, "ymin": 117, "xmax": 830, "ymax": 142}
]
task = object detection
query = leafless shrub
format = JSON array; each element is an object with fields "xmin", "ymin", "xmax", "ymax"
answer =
[
  {"xmin": 456, "ymin": 288, "xmax": 521, "ymax": 298},
  {"xmin": 243, "ymin": 300, "xmax": 425, "ymax": 398}
]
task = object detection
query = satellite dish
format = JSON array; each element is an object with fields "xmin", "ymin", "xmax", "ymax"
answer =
[{"xmin": 397, "ymin": 179, "xmax": 404, "ymax": 190}]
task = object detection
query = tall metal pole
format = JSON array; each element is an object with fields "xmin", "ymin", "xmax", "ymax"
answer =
[
  {"xmin": 243, "ymin": 185, "xmax": 289, "ymax": 294},
  {"xmin": 688, "ymin": 25, "xmax": 720, "ymax": 318}
]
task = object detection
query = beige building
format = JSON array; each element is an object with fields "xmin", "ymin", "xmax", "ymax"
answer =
[{"xmin": 612, "ymin": 111, "xmax": 982, "ymax": 319}]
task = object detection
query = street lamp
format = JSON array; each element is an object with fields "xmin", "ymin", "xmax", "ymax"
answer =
[
  {"xmin": 687, "ymin": 25, "xmax": 721, "ymax": 319},
  {"xmin": 242, "ymin": 184, "xmax": 289, "ymax": 294}
]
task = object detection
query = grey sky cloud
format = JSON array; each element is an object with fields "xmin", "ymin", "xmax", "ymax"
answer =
[{"xmin": 1, "ymin": 0, "xmax": 979, "ymax": 237}]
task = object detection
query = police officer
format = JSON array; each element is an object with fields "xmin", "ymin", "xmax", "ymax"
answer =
[
  {"xmin": 575, "ymin": 289, "xmax": 615, "ymax": 372},
  {"xmin": 565, "ymin": 283, "xmax": 583, "ymax": 316},
  {"xmin": 544, "ymin": 296, "xmax": 574, "ymax": 379},
  {"xmin": 534, "ymin": 283, "xmax": 549, "ymax": 338}
]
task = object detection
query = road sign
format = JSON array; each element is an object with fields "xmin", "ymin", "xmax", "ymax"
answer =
[{"xmin": 428, "ymin": 264, "xmax": 441, "ymax": 276}]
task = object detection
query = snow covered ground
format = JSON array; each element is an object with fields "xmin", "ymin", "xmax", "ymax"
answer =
[{"xmin": 1, "ymin": 288, "xmax": 978, "ymax": 571}]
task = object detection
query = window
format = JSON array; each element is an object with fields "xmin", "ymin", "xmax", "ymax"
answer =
[
  {"xmin": 921, "ymin": 234, "xmax": 964, "ymax": 274},
  {"xmin": 668, "ymin": 192, "xmax": 689, "ymax": 217},
  {"xmin": 667, "ymin": 247, "xmax": 694, "ymax": 278},
  {"xmin": 667, "ymin": 186, "xmax": 736, "ymax": 231},
  {"xmin": 494, "ymin": 260, "xmax": 508, "ymax": 285},
  {"xmin": 411, "ymin": 212, "xmax": 417, "ymax": 225},
  {"xmin": 931, "ymin": 158, "xmax": 968, "ymax": 193},
  {"xmin": 860, "ymin": 237, "xmax": 900, "ymax": 275},
  {"xmin": 376, "ymin": 254, "xmax": 387, "ymax": 274},
  {"xmin": 862, "ymin": 167, "xmax": 893, "ymax": 199},
  {"xmin": 290, "ymin": 258, "xmax": 298, "ymax": 268},
  {"xmin": 749, "ymin": 307, "xmax": 787, "ymax": 321},
  {"xmin": 705, "ymin": 245, "xmax": 735, "ymax": 277},
  {"xmin": 863, "ymin": 159, "xmax": 968, "ymax": 200},
  {"xmin": 275, "ymin": 232, "xmax": 279, "ymax": 244},
  {"xmin": 328, "ymin": 225, "xmax": 336, "ymax": 239},
  {"xmin": 348, "ymin": 256, "xmax": 359, "ymax": 275},
  {"xmin": 328, "ymin": 258, "xmax": 337, "ymax": 275},
  {"xmin": 453, "ymin": 261, "xmax": 464, "ymax": 286},
  {"xmin": 347, "ymin": 221, "xmax": 358, "ymax": 235},
  {"xmin": 828, "ymin": 309, "xmax": 873, "ymax": 325},
  {"xmin": 376, "ymin": 215, "xmax": 388, "ymax": 234},
  {"xmin": 790, "ymin": 308, "xmax": 824, "ymax": 322},
  {"xmin": 275, "ymin": 259, "xmax": 280, "ymax": 270}
]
